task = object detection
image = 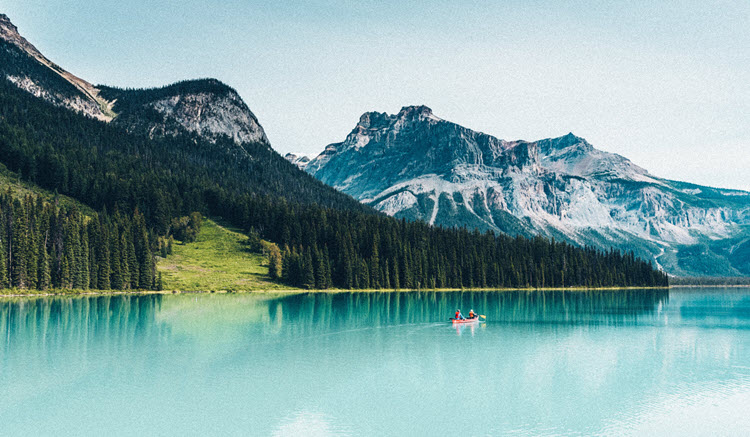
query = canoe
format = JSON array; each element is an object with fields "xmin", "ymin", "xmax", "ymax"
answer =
[{"xmin": 451, "ymin": 317, "xmax": 481, "ymax": 324}]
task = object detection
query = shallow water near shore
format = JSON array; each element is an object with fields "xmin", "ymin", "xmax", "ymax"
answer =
[{"xmin": 1, "ymin": 287, "xmax": 749, "ymax": 436}]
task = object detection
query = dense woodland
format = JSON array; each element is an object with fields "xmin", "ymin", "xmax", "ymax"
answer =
[
  {"xmin": 227, "ymin": 195, "xmax": 668, "ymax": 289},
  {"xmin": 0, "ymin": 191, "xmax": 156, "ymax": 290},
  {"xmin": 0, "ymin": 78, "xmax": 668, "ymax": 291}
]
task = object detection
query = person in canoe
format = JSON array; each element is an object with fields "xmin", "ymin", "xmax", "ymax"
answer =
[
  {"xmin": 468, "ymin": 309, "xmax": 476, "ymax": 319},
  {"xmin": 455, "ymin": 309, "xmax": 465, "ymax": 320}
]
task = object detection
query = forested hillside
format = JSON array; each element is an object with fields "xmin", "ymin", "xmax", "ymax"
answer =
[
  {"xmin": 0, "ymin": 190, "xmax": 156, "ymax": 291},
  {"xmin": 0, "ymin": 78, "xmax": 668, "ymax": 291}
]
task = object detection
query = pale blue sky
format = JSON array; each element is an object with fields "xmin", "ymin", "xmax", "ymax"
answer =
[{"xmin": 4, "ymin": 0, "xmax": 749, "ymax": 190}]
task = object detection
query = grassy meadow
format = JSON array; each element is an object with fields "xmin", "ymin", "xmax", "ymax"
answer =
[{"xmin": 157, "ymin": 218, "xmax": 293, "ymax": 292}]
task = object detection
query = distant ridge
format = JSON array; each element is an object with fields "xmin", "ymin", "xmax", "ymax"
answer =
[{"xmin": 294, "ymin": 106, "xmax": 750, "ymax": 277}]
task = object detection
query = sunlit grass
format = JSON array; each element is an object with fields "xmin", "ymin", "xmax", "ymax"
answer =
[{"xmin": 157, "ymin": 218, "xmax": 293, "ymax": 292}]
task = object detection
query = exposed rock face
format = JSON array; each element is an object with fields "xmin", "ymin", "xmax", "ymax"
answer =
[
  {"xmin": 148, "ymin": 91, "xmax": 267, "ymax": 145},
  {"xmin": 295, "ymin": 106, "xmax": 750, "ymax": 277},
  {"xmin": 0, "ymin": 14, "xmax": 112, "ymax": 121},
  {"xmin": 284, "ymin": 152, "xmax": 316, "ymax": 169},
  {"xmin": 0, "ymin": 14, "xmax": 268, "ymax": 148},
  {"xmin": 99, "ymin": 79, "xmax": 269, "ymax": 147}
]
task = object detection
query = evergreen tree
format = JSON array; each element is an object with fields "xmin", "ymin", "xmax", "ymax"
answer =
[
  {"xmin": 302, "ymin": 247, "xmax": 315, "ymax": 289},
  {"xmin": 10, "ymin": 200, "xmax": 27, "ymax": 288},
  {"xmin": 127, "ymin": 238, "xmax": 138, "ymax": 288},
  {"xmin": 80, "ymin": 227, "xmax": 90, "ymax": 289},
  {"xmin": 0, "ymin": 234, "xmax": 7, "ymax": 289},
  {"xmin": 110, "ymin": 230, "xmax": 123, "ymax": 290},
  {"xmin": 97, "ymin": 221, "xmax": 111, "ymax": 290},
  {"xmin": 37, "ymin": 234, "xmax": 51, "ymax": 290}
]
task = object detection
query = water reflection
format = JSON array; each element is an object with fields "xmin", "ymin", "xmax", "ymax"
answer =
[
  {"xmin": 268, "ymin": 289, "xmax": 670, "ymax": 332},
  {"xmin": 0, "ymin": 295, "xmax": 165, "ymax": 357},
  {"xmin": 1, "ymin": 289, "xmax": 671, "ymax": 350}
]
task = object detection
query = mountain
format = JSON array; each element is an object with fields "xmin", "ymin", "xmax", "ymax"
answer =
[
  {"xmin": 0, "ymin": 14, "xmax": 365, "ymax": 211},
  {"xmin": 295, "ymin": 106, "xmax": 750, "ymax": 277},
  {"xmin": 0, "ymin": 14, "xmax": 113, "ymax": 120},
  {"xmin": 0, "ymin": 14, "xmax": 265, "ymax": 148},
  {"xmin": 284, "ymin": 152, "xmax": 317, "ymax": 168},
  {"xmin": 98, "ymin": 79, "xmax": 268, "ymax": 147},
  {"xmin": 0, "ymin": 13, "xmax": 666, "ymax": 292}
]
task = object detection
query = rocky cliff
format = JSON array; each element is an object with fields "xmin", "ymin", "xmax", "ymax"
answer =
[
  {"xmin": 0, "ymin": 14, "xmax": 267, "ymax": 148},
  {"xmin": 294, "ymin": 106, "xmax": 750, "ymax": 277},
  {"xmin": 0, "ymin": 13, "xmax": 113, "ymax": 120}
]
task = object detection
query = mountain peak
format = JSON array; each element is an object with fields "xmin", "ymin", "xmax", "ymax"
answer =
[
  {"xmin": 1, "ymin": 16, "xmax": 268, "ymax": 146},
  {"xmin": 0, "ymin": 14, "xmax": 113, "ymax": 121},
  {"xmin": 398, "ymin": 105, "xmax": 432, "ymax": 116},
  {"xmin": 536, "ymin": 132, "xmax": 591, "ymax": 154},
  {"xmin": 558, "ymin": 132, "xmax": 586, "ymax": 145},
  {"xmin": 1, "ymin": 13, "xmax": 32, "ymax": 53},
  {"xmin": 97, "ymin": 78, "xmax": 269, "ymax": 146},
  {"xmin": 397, "ymin": 105, "xmax": 441, "ymax": 122}
]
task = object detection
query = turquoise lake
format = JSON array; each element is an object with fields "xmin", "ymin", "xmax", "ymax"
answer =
[{"xmin": 1, "ymin": 288, "xmax": 749, "ymax": 436}]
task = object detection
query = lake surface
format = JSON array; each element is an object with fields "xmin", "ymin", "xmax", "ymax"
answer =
[{"xmin": 2, "ymin": 288, "xmax": 749, "ymax": 436}]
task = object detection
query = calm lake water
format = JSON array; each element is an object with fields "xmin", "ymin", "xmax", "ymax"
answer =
[{"xmin": 1, "ymin": 288, "xmax": 749, "ymax": 436}]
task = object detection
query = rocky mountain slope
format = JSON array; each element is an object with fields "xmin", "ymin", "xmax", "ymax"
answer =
[
  {"xmin": 98, "ymin": 80, "xmax": 269, "ymax": 147},
  {"xmin": 0, "ymin": 14, "xmax": 113, "ymax": 120},
  {"xmin": 294, "ymin": 106, "xmax": 750, "ymax": 277},
  {"xmin": 0, "ymin": 12, "xmax": 368, "ymax": 214},
  {"xmin": 284, "ymin": 152, "xmax": 317, "ymax": 168},
  {"xmin": 0, "ymin": 14, "xmax": 267, "ymax": 148}
]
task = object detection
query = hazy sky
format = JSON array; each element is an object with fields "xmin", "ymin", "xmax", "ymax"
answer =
[{"xmin": 4, "ymin": 0, "xmax": 749, "ymax": 190}]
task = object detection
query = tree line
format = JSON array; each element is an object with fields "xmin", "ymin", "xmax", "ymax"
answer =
[{"xmin": 213, "ymin": 192, "xmax": 669, "ymax": 289}]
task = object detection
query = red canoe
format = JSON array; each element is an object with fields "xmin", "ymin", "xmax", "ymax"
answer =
[{"xmin": 451, "ymin": 317, "xmax": 482, "ymax": 324}]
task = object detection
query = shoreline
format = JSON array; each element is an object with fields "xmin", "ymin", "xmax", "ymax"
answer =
[{"xmin": 0, "ymin": 285, "xmax": 674, "ymax": 298}]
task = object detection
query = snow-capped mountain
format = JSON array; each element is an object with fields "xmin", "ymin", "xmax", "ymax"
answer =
[
  {"xmin": 294, "ymin": 106, "xmax": 750, "ymax": 277},
  {"xmin": 284, "ymin": 152, "xmax": 317, "ymax": 169},
  {"xmin": 0, "ymin": 14, "xmax": 267, "ymax": 147}
]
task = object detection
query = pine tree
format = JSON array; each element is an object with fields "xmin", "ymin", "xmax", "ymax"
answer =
[
  {"xmin": 97, "ymin": 224, "xmax": 111, "ymax": 290},
  {"xmin": 25, "ymin": 209, "xmax": 38, "ymax": 289},
  {"xmin": 88, "ymin": 220, "xmax": 98, "ymax": 289},
  {"xmin": 134, "ymin": 212, "xmax": 153, "ymax": 289},
  {"xmin": 383, "ymin": 259, "xmax": 391, "ymax": 289},
  {"xmin": 127, "ymin": 238, "xmax": 138, "ymax": 288},
  {"xmin": 392, "ymin": 257, "xmax": 400, "ymax": 290},
  {"xmin": 119, "ymin": 234, "xmax": 130, "ymax": 289},
  {"xmin": 60, "ymin": 246, "xmax": 72, "ymax": 289},
  {"xmin": 314, "ymin": 246, "xmax": 326, "ymax": 289},
  {"xmin": 342, "ymin": 253, "xmax": 353, "ymax": 289},
  {"xmin": 323, "ymin": 246, "xmax": 332, "ymax": 289},
  {"xmin": 80, "ymin": 226, "xmax": 90, "ymax": 289},
  {"xmin": 370, "ymin": 235, "xmax": 380, "ymax": 289},
  {"xmin": 110, "ymin": 229, "xmax": 123, "ymax": 290},
  {"xmin": 37, "ymin": 234, "xmax": 51, "ymax": 290},
  {"xmin": 0, "ymin": 234, "xmax": 7, "ymax": 289},
  {"xmin": 302, "ymin": 247, "xmax": 315, "ymax": 289},
  {"xmin": 10, "ymin": 200, "xmax": 28, "ymax": 288},
  {"xmin": 358, "ymin": 258, "xmax": 370, "ymax": 289}
]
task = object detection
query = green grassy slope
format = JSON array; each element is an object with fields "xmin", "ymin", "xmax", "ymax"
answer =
[{"xmin": 157, "ymin": 218, "xmax": 294, "ymax": 292}]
